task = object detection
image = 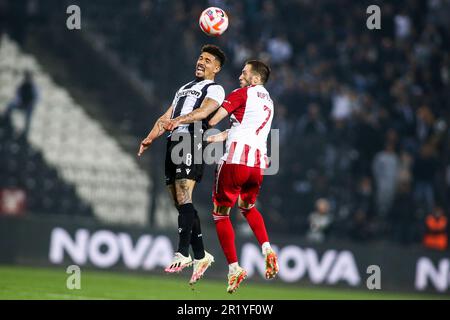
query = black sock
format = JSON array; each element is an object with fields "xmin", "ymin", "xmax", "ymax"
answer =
[
  {"xmin": 190, "ymin": 209, "xmax": 205, "ymax": 260},
  {"xmin": 177, "ymin": 203, "xmax": 195, "ymax": 257}
]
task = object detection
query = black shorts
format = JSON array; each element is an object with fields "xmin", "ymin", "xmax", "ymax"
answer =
[{"xmin": 165, "ymin": 133, "xmax": 205, "ymax": 185}]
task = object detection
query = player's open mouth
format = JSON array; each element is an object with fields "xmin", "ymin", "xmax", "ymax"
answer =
[{"xmin": 196, "ymin": 66, "xmax": 205, "ymax": 72}]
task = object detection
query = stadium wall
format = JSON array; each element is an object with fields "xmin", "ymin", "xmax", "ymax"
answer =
[{"xmin": 0, "ymin": 215, "xmax": 449, "ymax": 295}]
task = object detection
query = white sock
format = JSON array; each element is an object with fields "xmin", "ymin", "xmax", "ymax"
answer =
[
  {"xmin": 229, "ymin": 262, "xmax": 239, "ymax": 273},
  {"xmin": 262, "ymin": 242, "xmax": 272, "ymax": 254}
]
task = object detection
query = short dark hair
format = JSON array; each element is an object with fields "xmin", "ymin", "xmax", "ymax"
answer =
[
  {"xmin": 201, "ymin": 44, "xmax": 226, "ymax": 67},
  {"xmin": 245, "ymin": 60, "xmax": 271, "ymax": 84}
]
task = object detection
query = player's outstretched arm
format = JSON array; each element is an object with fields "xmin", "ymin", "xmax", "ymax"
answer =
[
  {"xmin": 206, "ymin": 129, "xmax": 229, "ymax": 143},
  {"xmin": 208, "ymin": 106, "xmax": 229, "ymax": 127},
  {"xmin": 138, "ymin": 106, "xmax": 172, "ymax": 156},
  {"xmin": 164, "ymin": 97, "xmax": 219, "ymax": 131}
]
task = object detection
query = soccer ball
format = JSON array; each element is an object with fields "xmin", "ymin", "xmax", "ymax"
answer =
[{"xmin": 199, "ymin": 7, "xmax": 229, "ymax": 36}]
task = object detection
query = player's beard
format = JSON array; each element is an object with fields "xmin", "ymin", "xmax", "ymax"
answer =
[
  {"xmin": 240, "ymin": 80, "xmax": 249, "ymax": 87},
  {"xmin": 240, "ymin": 76, "xmax": 251, "ymax": 87},
  {"xmin": 195, "ymin": 65, "xmax": 206, "ymax": 80},
  {"xmin": 195, "ymin": 69, "xmax": 205, "ymax": 80}
]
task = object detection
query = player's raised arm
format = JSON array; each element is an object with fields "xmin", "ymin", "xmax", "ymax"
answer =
[
  {"xmin": 207, "ymin": 106, "xmax": 229, "ymax": 127},
  {"xmin": 209, "ymin": 86, "xmax": 247, "ymax": 128},
  {"xmin": 138, "ymin": 105, "xmax": 173, "ymax": 156},
  {"xmin": 164, "ymin": 97, "xmax": 221, "ymax": 131}
]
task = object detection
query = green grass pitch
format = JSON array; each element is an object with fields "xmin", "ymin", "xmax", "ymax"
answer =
[{"xmin": 0, "ymin": 265, "xmax": 445, "ymax": 300}]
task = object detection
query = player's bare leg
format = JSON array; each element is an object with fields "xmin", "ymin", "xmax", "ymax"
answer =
[
  {"xmin": 167, "ymin": 184, "xmax": 178, "ymax": 207},
  {"xmin": 238, "ymin": 196, "xmax": 278, "ymax": 280}
]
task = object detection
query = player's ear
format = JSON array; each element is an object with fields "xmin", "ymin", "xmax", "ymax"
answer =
[
  {"xmin": 257, "ymin": 74, "xmax": 262, "ymax": 84},
  {"xmin": 250, "ymin": 73, "xmax": 259, "ymax": 85},
  {"xmin": 213, "ymin": 60, "xmax": 221, "ymax": 74}
]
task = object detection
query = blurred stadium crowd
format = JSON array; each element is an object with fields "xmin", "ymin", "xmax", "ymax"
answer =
[{"xmin": 1, "ymin": 0, "xmax": 449, "ymax": 247}]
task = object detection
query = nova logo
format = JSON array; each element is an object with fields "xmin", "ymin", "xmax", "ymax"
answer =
[
  {"xmin": 415, "ymin": 257, "xmax": 450, "ymax": 292},
  {"xmin": 241, "ymin": 243, "xmax": 360, "ymax": 286},
  {"xmin": 49, "ymin": 228, "xmax": 173, "ymax": 270}
]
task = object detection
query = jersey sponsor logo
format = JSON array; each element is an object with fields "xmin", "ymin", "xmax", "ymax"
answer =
[
  {"xmin": 186, "ymin": 169, "xmax": 191, "ymax": 175},
  {"xmin": 176, "ymin": 168, "xmax": 182, "ymax": 173},
  {"xmin": 176, "ymin": 89, "xmax": 202, "ymax": 99}
]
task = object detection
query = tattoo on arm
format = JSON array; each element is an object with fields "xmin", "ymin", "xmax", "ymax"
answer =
[
  {"xmin": 156, "ymin": 118, "xmax": 166, "ymax": 134},
  {"xmin": 177, "ymin": 98, "xmax": 219, "ymax": 124},
  {"xmin": 177, "ymin": 108, "xmax": 204, "ymax": 124},
  {"xmin": 146, "ymin": 106, "xmax": 172, "ymax": 139}
]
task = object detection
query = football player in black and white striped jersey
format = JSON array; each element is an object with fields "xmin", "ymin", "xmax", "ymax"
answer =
[{"xmin": 138, "ymin": 44, "xmax": 226, "ymax": 285}]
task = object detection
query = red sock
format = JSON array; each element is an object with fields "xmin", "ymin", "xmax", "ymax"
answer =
[
  {"xmin": 240, "ymin": 207, "xmax": 269, "ymax": 246},
  {"xmin": 213, "ymin": 213, "xmax": 238, "ymax": 264}
]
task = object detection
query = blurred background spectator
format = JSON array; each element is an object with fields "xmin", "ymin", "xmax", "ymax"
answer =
[
  {"xmin": 307, "ymin": 198, "xmax": 333, "ymax": 243},
  {"xmin": 2, "ymin": 70, "xmax": 38, "ymax": 139},
  {"xmin": 423, "ymin": 205, "xmax": 448, "ymax": 251}
]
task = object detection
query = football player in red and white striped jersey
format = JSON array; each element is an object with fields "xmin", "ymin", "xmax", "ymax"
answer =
[{"xmin": 207, "ymin": 60, "xmax": 279, "ymax": 293}]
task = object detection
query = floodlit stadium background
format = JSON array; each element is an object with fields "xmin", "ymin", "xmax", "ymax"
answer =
[{"xmin": 0, "ymin": 0, "xmax": 449, "ymax": 299}]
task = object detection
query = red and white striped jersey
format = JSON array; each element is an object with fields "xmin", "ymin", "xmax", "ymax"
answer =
[{"xmin": 221, "ymin": 85, "xmax": 274, "ymax": 169}]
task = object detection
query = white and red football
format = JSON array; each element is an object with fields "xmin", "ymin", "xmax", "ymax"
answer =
[{"xmin": 199, "ymin": 7, "xmax": 229, "ymax": 36}]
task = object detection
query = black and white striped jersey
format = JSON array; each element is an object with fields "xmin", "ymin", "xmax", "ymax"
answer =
[{"xmin": 170, "ymin": 78, "xmax": 225, "ymax": 134}]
